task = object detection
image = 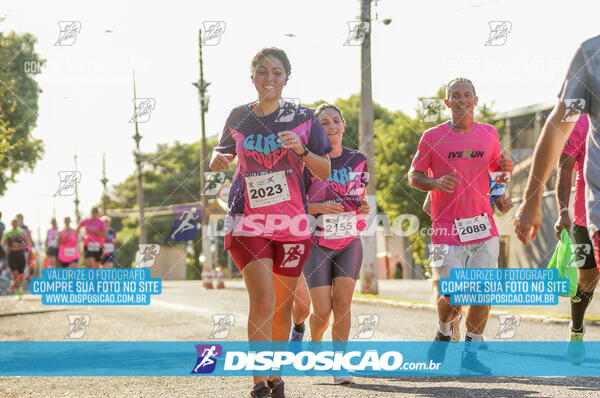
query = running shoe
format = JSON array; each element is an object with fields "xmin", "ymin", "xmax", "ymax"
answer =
[
  {"xmin": 250, "ymin": 381, "xmax": 271, "ymax": 398},
  {"xmin": 427, "ymin": 331, "xmax": 451, "ymax": 363},
  {"xmin": 479, "ymin": 336, "xmax": 489, "ymax": 351},
  {"xmin": 451, "ymin": 313, "xmax": 462, "ymax": 342},
  {"xmin": 289, "ymin": 323, "xmax": 305, "ymax": 342},
  {"xmin": 460, "ymin": 352, "xmax": 491, "ymax": 375},
  {"xmin": 333, "ymin": 375, "xmax": 354, "ymax": 385},
  {"xmin": 566, "ymin": 321, "xmax": 585, "ymax": 365},
  {"xmin": 267, "ymin": 378, "xmax": 285, "ymax": 398}
]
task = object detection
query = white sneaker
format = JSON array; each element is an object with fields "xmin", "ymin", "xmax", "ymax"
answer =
[
  {"xmin": 333, "ymin": 375, "xmax": 354, "ymax": 385},
  {"xmin": 451, "ymin": 313, "xmax": 462, "ymax": 342}
]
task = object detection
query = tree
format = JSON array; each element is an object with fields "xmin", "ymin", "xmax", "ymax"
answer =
[
  {"xmin": 104, "ymin": 139, "xmax": 233, "ymax": 274},
  {"xmin": 0, "ymin": 32, "xmax": 45, "ymax": 196}
]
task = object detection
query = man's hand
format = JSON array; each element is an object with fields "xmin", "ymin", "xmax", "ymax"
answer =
[
  {"xmin": 498, "ymin": 154, "xmax": 514, "ymax": 174},
  {"xmin": 493, "ymin": 195, "xmax": 513, "ymax": 214},
  {"xmin": 434, "ymin": 171, "xmax": 459, "ymax": 194},
  {"xmin": 514, "ymin": 197, "xmax": 543, "ymax": 245},
  {"xmin": 554, "ymin": 212, "xmax": 572, "ymax": 239}
]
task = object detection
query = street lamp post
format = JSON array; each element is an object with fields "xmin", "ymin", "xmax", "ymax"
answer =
[
  {"xmin": 100, "ymin": 153, "xmax": 109, "ymax": 215},
  {"xmin": 193, "ymin": 29, "xmax": 214, "ymax": 286},
  {"xmin": 358, "ymin": 0, "xmax": 378, "ymax": 295},
  {"xmin": 131, "ymin": 70, "xmax": 147, "ymax": 244},
  {"xmin": 73, "ymin": 153, "xmax": 80, "ymax": 224}
]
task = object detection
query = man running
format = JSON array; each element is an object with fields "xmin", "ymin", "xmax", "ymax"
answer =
[
  {"xmin": 409, "ymin": 78, "xmax": 513, "ymax": 375},
  {"xmin": 2, "ymin": 219, "xmax": 28, "ymax": 299},
  {"xmin": 553, "ymin": 113, "xmax": 595, "ymax": 364},
  {"xmin": 423, "ymin": 173, "xmax": 513, "ymax": 343},
  {"xmin": 78, "ymin": 208, "xmax": 107, "ymax": 268},
  {"xmin": 516, "ymin": 34, "xmax": 600, "ymax": 253}
]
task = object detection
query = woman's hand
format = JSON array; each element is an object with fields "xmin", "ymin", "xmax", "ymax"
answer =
[
  {"xmin": 318, "ymin": 201, "xmax": 345, "ymax": 214},
  {"xmin": 359, "ymin": 196, "xmax": 370, "ymax": 215},
  {"xmin": 277, "ymin": 131, "xmax": 304, "ymax": 155},
  {"xmin": 210, "ymin": 152, "xmax": 235, "ymax": 172}
]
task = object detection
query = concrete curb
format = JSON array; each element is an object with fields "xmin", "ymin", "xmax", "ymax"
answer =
[
  {"xmin": 224, "ymin": 280, "xmax": 600, "ymax": 327},
  {"xmin": 351, "ymin": 297, "xmax": 600, "ymax": 326}
]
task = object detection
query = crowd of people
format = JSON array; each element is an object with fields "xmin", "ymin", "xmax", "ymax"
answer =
[
  {"xmin": 208, "ymin": 35, "xmax": 600, "ymax": 397},
  {"xmin": 0, "ymin": 207, "xmax": 117, "ymax": 300}
]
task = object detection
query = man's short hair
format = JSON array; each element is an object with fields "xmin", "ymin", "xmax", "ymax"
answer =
[{"xmin": 446, "ymin": 78, "xmax": 476, "ymax": 98}]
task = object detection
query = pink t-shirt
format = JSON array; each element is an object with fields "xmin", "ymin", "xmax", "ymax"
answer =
[
  {"xmin": 58, "ymin": 229, "xmax": 79, "ymax": 263},
  {"xmin": 411, "ymin": 122, "xmax": 502, "ymax": 245},
  {"xmin": 79, "ymin": 218, "xmax": 107, "ymax": 246},
  {"xmin": 562, "ymin": 114, "xmax": 590, "ymax": 227}
]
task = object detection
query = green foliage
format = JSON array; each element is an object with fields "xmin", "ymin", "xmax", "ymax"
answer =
[
  {"xmin": 0, "ymin": 32, "xmax": 45, "ymax": 195},
  {"xmin": 105, "ymin": 139, "xmax": 229, "ymax": 271},
  {"xmin": 305, "ymin": 94, "xmax": 395, "ymax": 150}
]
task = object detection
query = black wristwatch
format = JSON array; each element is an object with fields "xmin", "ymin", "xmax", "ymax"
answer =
[{"xmin": 299, "ymin": 145, "xmax": 310, "ymax": 157}]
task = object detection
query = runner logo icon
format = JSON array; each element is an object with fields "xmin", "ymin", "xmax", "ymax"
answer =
[
  {"xmin": 65, "ymin": 314, "xmax": 90, "ymax": 339},
  {"xmin": 353, "ymin": 314, "xmax": 379, "ymax": 339},
  {"xmin": 280, "ymin": 244, "xmax": 305, "ymax": 268},
  {"xmin": 209, "ymin": 314, "xmax": 235, "ymax": 339},
  {"xmin": 495, "ymin": 314, "xmax": 520, "ymax": 339},
  {"xmin": 192, "ymin": 344, "xmax": 223, "ymax": 374}
]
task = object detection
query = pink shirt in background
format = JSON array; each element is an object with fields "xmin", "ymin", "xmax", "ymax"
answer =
[
  {"xmin": 46, "ymin": 228, "xmax": 59, "ymax": 248},
  {"xmin": 562, "ymin": 114, "xmax": 590, "ymax": 227},
  {"xmin": 411, "ymin": 122, "xmax": 502, "ymax": 245},
  {"xmin": 58, "ymin": 229, "xmax": 79, "ymax": 263},
  {"xmin": 79, "ymin": 218, "xmax": 107, "ymax": 246}
]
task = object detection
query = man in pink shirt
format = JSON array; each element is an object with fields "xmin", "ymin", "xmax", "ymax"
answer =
[
  {"xmin": 554, "ymin": 114, "xmax": 596, "ymax": 363},
  {"xmin": 409, "ymin": 78, "xmax": 513, "ymax": 375},
  {"xmin": 78, "ymin": 207, "xmax": 107, "ymax": 268}
]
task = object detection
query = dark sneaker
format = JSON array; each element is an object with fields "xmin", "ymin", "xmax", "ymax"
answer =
[
  {"xmin": 427, "ymin": 331, "xmax": 451, "ymax": 363},
  {"xmin": 460, "ymin": 352, "xmax": 491, "ymax": 375},
  {"xmin": 250, "ymin": 381, "xmax": 271, "ymax": 398},
  {"xmin": 267, "ymin": 378, "xmax": 285, "ymax": 398},
  {"xmin": 289, "ymin": 323, "xmax": 305, "ymax": 342}
]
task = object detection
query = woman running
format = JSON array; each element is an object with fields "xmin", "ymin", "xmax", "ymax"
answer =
[
  {"xmin": 301, "ymin": 103, "xmax": 369, "ymax": 384},
  {"xmin": 2, "ymin": 219, "xmax": 28, "ymax": 299},
  {"xmin": 100, "ymin": 216, "xmax": 116, "ymax": 268},
  {"xmin": 58, "ymin": 217, "xmax": 80, "ymax": 268},
  {"xmin": 46, "ymin": 218, "xmax": 59, "ymax": 267},
  {"xmin": 210, "ymin": 47, "xmax": 332, "ymax": 398}
]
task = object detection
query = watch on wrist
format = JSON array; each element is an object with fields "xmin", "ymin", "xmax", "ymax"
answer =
[{"xmin": 299, "ymin": 145, "xmax": 310, "ymax": 157}]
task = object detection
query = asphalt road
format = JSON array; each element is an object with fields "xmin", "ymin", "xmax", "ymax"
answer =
[{"xmin": 1, "ymin": 281, "xmax": 600, "ymax": 397}]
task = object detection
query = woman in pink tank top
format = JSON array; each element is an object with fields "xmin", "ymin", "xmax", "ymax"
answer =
[{"xmin": 58, "ymin": 217, "xmax": 79, "ymax": 268}]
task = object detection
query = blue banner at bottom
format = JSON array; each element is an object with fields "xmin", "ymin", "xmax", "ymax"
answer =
[{"xmin": 1, "ymin": 341, "xmax": 599, "ymax": 376}]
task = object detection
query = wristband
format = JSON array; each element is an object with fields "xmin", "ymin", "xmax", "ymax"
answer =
[
  {"xmin": 299, "ymin": 145, "xmax": 310, "ymax": 157},
  {"xmin": 559, "ymin": 207, "xmax": 569, "ymax": 214}
]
